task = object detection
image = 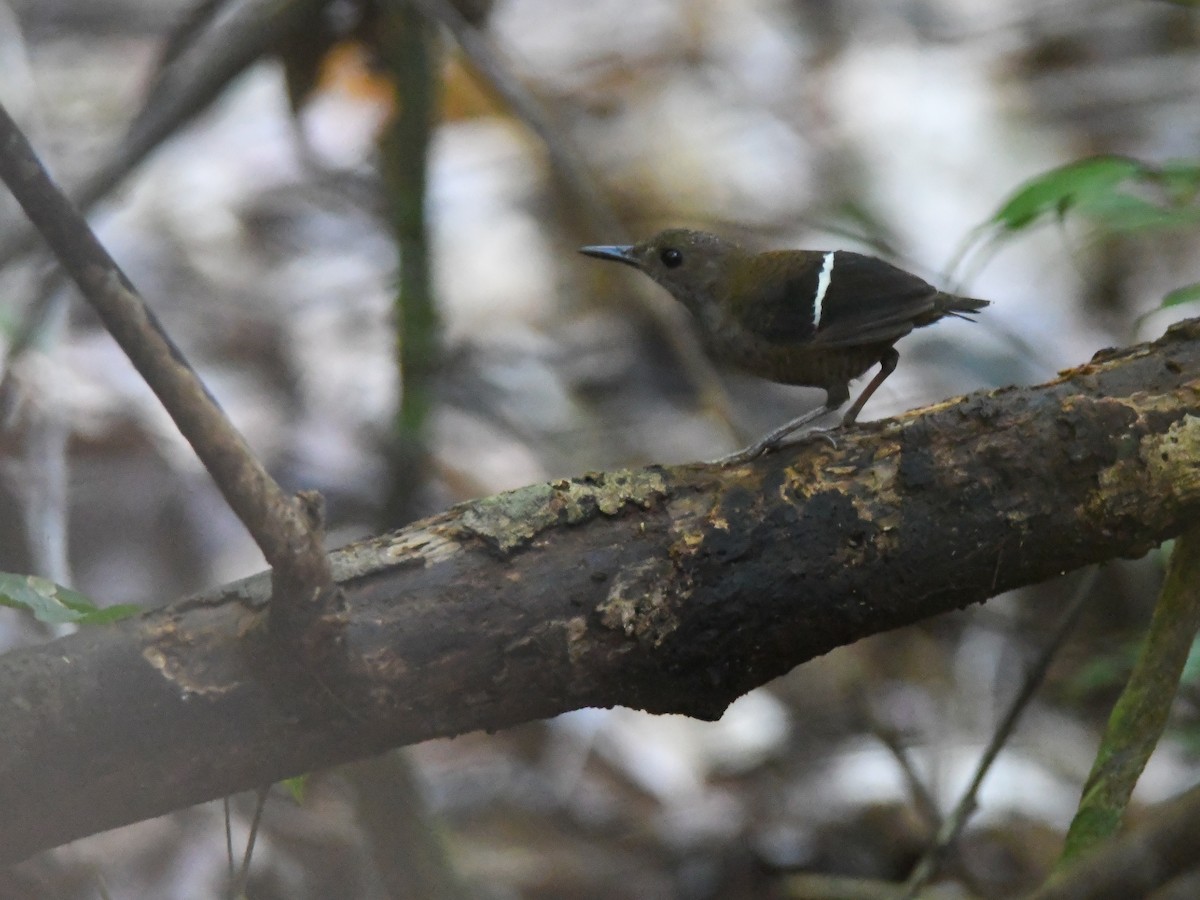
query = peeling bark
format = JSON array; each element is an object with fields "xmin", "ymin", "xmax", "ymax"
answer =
[{"xmin": 1, "ymin": 320, "xmax": 1199, "ymax": 863}]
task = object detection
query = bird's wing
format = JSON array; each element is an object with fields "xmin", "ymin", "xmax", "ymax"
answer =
[
  {"xmin": 743, "ymin": 251, "xmax": 940, "ymax": 349},
  {"xmin": 734, "ymin": 261, "xmax": 825, "ymax": 342},
  {"xmin": 807, "ymin": 252, "xmax": 940, "ymax": 348}
]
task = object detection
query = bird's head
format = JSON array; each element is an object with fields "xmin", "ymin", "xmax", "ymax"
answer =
[{"xmin": 579, "ymin": 229, "xmax": 744, "ymax": 318}]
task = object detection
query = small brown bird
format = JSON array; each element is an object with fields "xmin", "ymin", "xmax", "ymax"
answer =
[{"xmin": 580, "ymin": 229, "xmax": 989, "ymax": 463}]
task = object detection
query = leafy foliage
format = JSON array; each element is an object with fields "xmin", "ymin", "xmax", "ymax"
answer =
[
  {"xmin": 989, "ymin": 156, "xmax": 1200, "ymax": 234},
  {"xmin": 0, "ymin": 572, "xmax": 139, "ymax": 626},
  {"xmin": 956, "ymin": 155, "xmax": 1200, "ymax": 316},
  {"xmin": 1162, "ymin": 282, "xmax": 1200, "ymax": 310}
]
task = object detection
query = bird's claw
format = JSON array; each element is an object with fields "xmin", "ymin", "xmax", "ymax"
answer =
[
  {"xmin": 710, "ymin": 445, "xmax": 767, "ymax": 466},
  {"xmin": 710, "ymin": 425, "xmax": 838, "ymax": 466}
]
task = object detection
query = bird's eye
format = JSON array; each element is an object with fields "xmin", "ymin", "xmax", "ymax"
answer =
[{"xmin": 660, "ymin": 247, "xmax": 684, "ymax": 268}]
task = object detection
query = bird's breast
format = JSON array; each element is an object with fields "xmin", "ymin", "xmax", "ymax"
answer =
[{"xmin": 698, "ymin": 321, "xmax": 885, "ymax": 390}]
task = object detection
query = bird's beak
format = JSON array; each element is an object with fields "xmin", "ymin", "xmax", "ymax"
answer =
[{"xmin": 578, "ymin": 244, "xmax": 639, "ymax": 268}]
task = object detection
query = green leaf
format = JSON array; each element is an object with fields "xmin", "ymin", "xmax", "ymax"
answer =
[
  {"xmin": 74, "ymin": 603, "xmax": 142, "ymax": 625},
  {"xmin": 282, "ymin": 775, "xmax": 310, "ymax": 804},
  {"xmin": 987, "ymin": 154, "xmax": 1200, "ymax": 238},
  {"xmin": 1162, "ymin": 282, "xmax": 1200, "ymax": 310},
  {"xmin": 0, "ymin": 572, "xmax": 140, "ymax": 626},
  {"xmin": 1075, "ymin": 190, "xmax": 1200, "ymax": 233},
  {"xmin": 991, "ymin": 156, "xmax": 1146, "ymax": 231}
]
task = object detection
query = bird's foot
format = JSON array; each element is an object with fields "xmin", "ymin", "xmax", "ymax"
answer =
[
  {"xmin": 709, "ymin": 405, "xmax": 839, "ymax": 466},
  {"xmin": 710, "ymin": 425, "xmax": 838, "ymax": 466}
]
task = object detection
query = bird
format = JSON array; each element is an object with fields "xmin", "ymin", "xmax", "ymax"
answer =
[{"xmin": 579, "ymin": 228, "xmax": 989, "ymax": 464}]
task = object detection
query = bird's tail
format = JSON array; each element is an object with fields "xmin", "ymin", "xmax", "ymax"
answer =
[{"xmin": 937, "ymin": 293, "xmax": 990, "ymax": 321}]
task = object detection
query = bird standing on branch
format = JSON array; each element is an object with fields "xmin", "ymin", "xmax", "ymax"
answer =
[{"xmin": 581, "ymin": 229, "xmax": 989, "ymax": 464}]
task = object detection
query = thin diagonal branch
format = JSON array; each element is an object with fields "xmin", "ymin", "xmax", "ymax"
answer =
[
  {"xmin": 0, "ymin": 99, "xmax": 334, "ymax": 636},
  {"xmin": 901, "ymin": 569, "xmax": 1096, "ymax": 896}
]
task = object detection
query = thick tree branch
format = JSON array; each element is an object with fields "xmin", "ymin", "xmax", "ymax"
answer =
[{"xmin": 1, "ymin": 320, "xmax": 1199, "ymax": 863}]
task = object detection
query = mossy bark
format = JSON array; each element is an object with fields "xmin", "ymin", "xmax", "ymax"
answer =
[{"xmin": 0, "ymin": 320, "xmax": 1198, "ymax": 863}]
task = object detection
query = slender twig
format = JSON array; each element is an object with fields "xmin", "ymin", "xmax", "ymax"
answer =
[
  {"xmin": 862, "ymin": 707, "xmax": 942, "ymax": 833},
  {"xmin": 224, "ymin": 796, "xmax": 235, "ymax": 887},
  {"xmin": 0, "ymin": 100, "xmax": 335, "ymax": 635},
  {"xmin": 901, "ymin": 568, "xmax": 1097, "ymax": 897},
  {"xmin": 230, "ymin": 786, "xmax": 271, "ymax": 899}
]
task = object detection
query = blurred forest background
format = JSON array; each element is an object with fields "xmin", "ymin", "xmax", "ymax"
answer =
[{"xmin": 1, "ymin": 0, "xmax": 1199, "ymax": 897}]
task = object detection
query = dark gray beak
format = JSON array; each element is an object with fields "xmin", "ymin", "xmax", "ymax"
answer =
[{"xmin": 578, "ymin": 244, "xmax": 639, "ymax": 268}]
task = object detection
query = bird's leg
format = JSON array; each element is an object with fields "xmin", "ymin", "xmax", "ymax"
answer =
[
  {"xmin": 711, "ymin": 404, "xmax": 838, "ymax": 466},
  {"xmin": 842, "ymin": 348, "xmax": 898, "ymax": 425},
  {"xmin": 712, "ymin": 349, "xmax": 902, "ymax": 466}
]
